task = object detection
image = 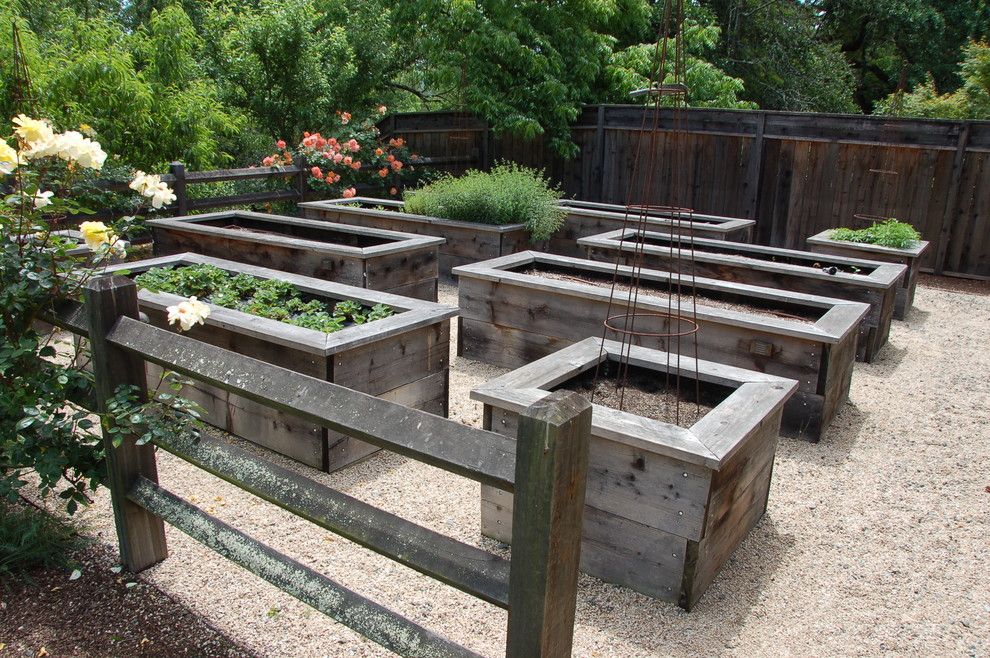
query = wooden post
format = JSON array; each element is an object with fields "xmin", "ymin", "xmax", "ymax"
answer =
[
  {"xmin": 744, "ymin": 111, "xmax": 767, "ymax": 222},
  {"xmin": 168, "ymin": 162, "xmax": 187, "ymax": 216},
  {"xmin": 86, "ymin": 276, "xmax": 167, "ymax": 573},
  {"xmin": 294, "ymin": 154, "xmax": 308, "ymax": 202},
  {"xmin": 933, "ymin": 121, "xmax": 971, "ymax": 275},
  {"xmin": 594, "ymin": 105, "xmax": 607, "ymax": 202},
  {"xmin": 506, "ymin": 390, "xmax": 591, "ymax": 658},
  {"xmin": 481, "ymin": 120, "xmax": 491, "ymax": 171}
]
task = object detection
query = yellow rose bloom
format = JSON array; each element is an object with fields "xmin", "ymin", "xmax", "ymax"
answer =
[
  {"xmin": 79, "ymin": 221, "xmax": 114, "ymax": 250},
  {"xmin": 12, "ymin": 115, "xmax": 54, "ymax": 145},
  {"xmin": 0, "ymin": 141, "xmax": 21, "ymax": 175}
]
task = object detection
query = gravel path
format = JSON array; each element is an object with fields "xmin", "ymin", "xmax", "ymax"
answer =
[{"xmin": 47, "ymin": 279, "xmax": 990, "ymax": 656}]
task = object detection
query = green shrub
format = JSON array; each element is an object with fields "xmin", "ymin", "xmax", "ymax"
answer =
[
  {"xmin": 830, "ymin": 219, "xmax": 922, "ymax": 249},
  {"xmin": 403, "ymin": 163, "xmax": 565, "ymax": 242}
]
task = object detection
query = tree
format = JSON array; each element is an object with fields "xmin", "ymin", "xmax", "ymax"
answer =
[{"xmin": 876, "ymin": 41, "xmax": 990, "ymax": 119}]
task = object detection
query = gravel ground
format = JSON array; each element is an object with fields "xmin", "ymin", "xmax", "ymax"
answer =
[{"xmin": 16, "ymin": 278, "xmax": 990, "ymax": 657}]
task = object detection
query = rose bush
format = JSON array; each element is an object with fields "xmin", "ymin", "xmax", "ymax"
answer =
[
  {"xmin": 0, "ymin": 115, "xmax": 198, "ymax": 513},
  {"xmin": 260, "ymin": 107, "xmax": 420, "ymax": 198}
]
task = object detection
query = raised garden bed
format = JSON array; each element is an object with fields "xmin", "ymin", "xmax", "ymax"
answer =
[
  {"xmin": 298, "ymin": 197, "xmax": 537, "ymax": 280},
  {"xmin": 579, "ymin": 228, "xmax": 907, "ymax": 362},
  {"xmin": 147, "ymin": 210, "xmax": 443, "ymax": 301},
  {"xmin": 806, "ymin": 229, "xmax": 930, "ymax": 320},
  {"xmin": 548, "ymin": 199, "xmax": 756, "ymax": 257},
  {"xmin": 454, "ymin": 252, "xmax": 869, "ymax": 441},
  {"xmin": 101, "ymin": 253, "xmax": 457, "ymax": 471},
  {"xmin": 473, "ymin": 337, "xmax": 797, "ymax": 609}
]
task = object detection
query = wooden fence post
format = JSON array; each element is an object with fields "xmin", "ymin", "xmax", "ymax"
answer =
[
  {"xmin": 86, "ymin": 276, "xmax": 168, "ymax": 573},
  {"xmin": 933, "ymin": 121, "xmax": 972, "ymax": 275},
  {"xmin": 294, "ymin": 154, "xmax": 308, "ymax": 202},
  {"xmin": 506, "ymin": 390, "xmax": 592, "ymax": 658},
  {"xmin": 168, "ymin": 162, "xmax": 187, "ymax": 216},
  {"xmin": 744, "ymin": 111, "xmax": 767, "ymax": 221},
  {"xmin": 593, "ymin": 105, "xmax": 607, "ymax": 202}
]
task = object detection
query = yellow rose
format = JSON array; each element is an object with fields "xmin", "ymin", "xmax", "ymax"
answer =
[
  {"xmin": 79, "ymin": 221, "xmax": 114, "ymax": 250},
  {"xmin": 0, "ymin": 141, "xmax": 21, "ymax": 175},
  {"xmin": 12, "ymin": 115, "xmax": 54, "ymax": 145}
]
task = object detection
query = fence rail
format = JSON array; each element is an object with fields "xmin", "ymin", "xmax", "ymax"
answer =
[
  {"xmin": 54, "ymin": 275, "xmax": 593, "ymax": 657},
  {"xmin": 376, "ymin": 107, "xmax": 990, "ymax": 279}
]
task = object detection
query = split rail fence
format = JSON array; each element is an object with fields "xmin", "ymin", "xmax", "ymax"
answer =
[
  {"xmin": 376, "ymin": 107, "xmax": 990, "ymax": 279},
  {"xmin": 52, "ymin": 275, "xmax": 593, "ymax": 658}
]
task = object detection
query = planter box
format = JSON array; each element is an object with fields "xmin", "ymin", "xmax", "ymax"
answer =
[
  {"xmin": 148, "ymin": 210, "xmax": 443, "ymax": 302},
  {"xmin": 299, "ymin": 197, "xmax": 537, "ymax": 281},
  {"xmin": 102, "ymin": 253, "xmax": 457, "ymax": 471},
  {"xmin": 579, "ymin": 228, "xmax": 906, "ymax": 363},
  {"xmin": 454, "ymin": 252, "xmax": 868, "ymax": 441},
  {"xmin": 548, "ymin": 199, "xmax": 755, "ymax": 257},
  {"xmin": 806, "ymin": 230, "xmax": 931, "ymax": 320},
  {"xmin": 473, "ymin": 338, "xmax": 797, "ymax": 609}
]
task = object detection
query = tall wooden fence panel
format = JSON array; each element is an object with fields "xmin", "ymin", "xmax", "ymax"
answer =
[{"xmin": 381, "ymin": 107, "xmax": 990, "ymax": 278}]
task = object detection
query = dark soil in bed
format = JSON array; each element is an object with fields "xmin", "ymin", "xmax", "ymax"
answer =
[{"xmin": 522, "ymin": 266, "xmax": 821, "ymax": 323}]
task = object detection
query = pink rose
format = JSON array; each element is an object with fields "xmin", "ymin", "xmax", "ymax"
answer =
[
  {"xmin": 342, "ymin": 187, "xmax": 356, "ymax": 198},
  {"xmin": 333, "ymin": 153, "xmax": 344, "ymax": 163},
  {"xmin": 262, "ymin": 156, "xmax": 275, "ymax": 166},
  {"xmin": 347, "ymin": 139, "xmax": 360, "ymax": 153},
  {"xmin": 276, "ymin": 140, "xmax": 287, "ymax": 150},
  {"xmin": 311, "ymin": 166, "xmax": 323, "ymax": 179}
]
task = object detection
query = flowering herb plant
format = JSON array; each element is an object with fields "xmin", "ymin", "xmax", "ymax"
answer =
[
  {"xmin": 1, "ymin": 115, "xmax": 197, "ymax": 513},
  {"xmin": 260, "ymin": 107, "xmax": 419, "ymax": 199}
]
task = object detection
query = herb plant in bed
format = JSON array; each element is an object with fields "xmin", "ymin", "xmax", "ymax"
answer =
[
  {"xmin": 299, "ymin": 164, "xmax": 565, "ymax": 279},
  {"xmin": 806, "ymin": 220, "xmax": 930, "ymax": 320},
  {"xmin": 474, "ymin": 338, "xmax": 797, "ymax": 609},
  {"xmin": 579, "ymin": 228, "xmax": 907, "ymax": 362},
  {"xmin": 147, "ymin": 210, "xmax": 444, "ymax": 301},
  {"xmin": 101, "ymin": 253, "xmax": 457, "ymax": 471},
  {"xmin": 454, "ymin": 252, "xmax": 869, "ymax": 441}
]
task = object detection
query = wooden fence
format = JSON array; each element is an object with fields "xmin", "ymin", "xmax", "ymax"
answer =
[
  {"xmin": 375, "ymin": 107, "xmax": 990, "ymax": 279},
  {"xmin": 53, "ymin": 276, "xmax": 593, "ymax": 658}
]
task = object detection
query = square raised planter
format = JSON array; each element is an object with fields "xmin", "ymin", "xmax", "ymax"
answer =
[
  {"xmin": 806, "ymin": 229, "xmax": 930, "ymax": 320},
  {"xmin": 548, "ymin": 199, "xmax": 755, "ymax": 257},
  {"xmin": 454, "ymin": 252, "xmax": 868, "ymax": 441},
  {"xmin": 299, "ymin": 197, "xmax": 537, "ymax": 281},
  {"xmin": 102, "ymin": 253, "xmax": 457, "ymax": 471},
  {"xmin": 579, "ymin": 228, "xmax": 907, "ymax": 363},
  {"xmin": 148, "ymin": 210, "xmax": 444, "ymax": 301},
  {"xmin": 473, "ymin": 337, "xmax": 797, "ymax": 609}
]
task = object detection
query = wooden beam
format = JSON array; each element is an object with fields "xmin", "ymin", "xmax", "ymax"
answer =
[
  {"xmin": 85, "ymin": 276, "xmax": 167, "ymax": 573},
  {"xmin": 154, "ymin": 430, "xmax": 511, "ymax": 607},
  {"xmin": 744, "ymin": 111, "xmax": 767, "ymax": 220},
  {"xmin": 506, "ymin": 391, "xmax": 591, "ymax": 658},
  {"xmin": 934, "ymin": 121, "xmax": 972, "ymax": 275},
  {"xmin": 104, "ymin": 317, "xmax": 518, "ymax": 491},
  {"xmin": 168, "ymin": 162, "xmax": 188, "ymax": 215},
  {"xmin": 127, "ymin": 478, "xmax": 480, "ymax": 658}
]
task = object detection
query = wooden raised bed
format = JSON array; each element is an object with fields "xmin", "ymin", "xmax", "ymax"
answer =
[
  {"xmin": 147, "ymin": 210, "xmax": 443, "ymax": 302},
  {"xmin": 548, "ymin": 199, "xmax": 755, "ymax": 257},
  {"xmin": 474, "ymin": 337, "xmax": 797, "ymax": 609},
  {"xmin": 299, "ymin": 197, "xmax": 536, "ymax": 281},
  {"xmin": 806, "ymin": 229, "xmax": 931, "ymax": 320},
  {"xmin": 454, "ymin": 252, "xmax": 868, "ymax": 441},
  {"xmin": 102, "ymin": 253, "xmax": 457, "ymax": 471},
  {"xmin": 579, "ymin": 228, "xmax": 906, "ymax": 362}
]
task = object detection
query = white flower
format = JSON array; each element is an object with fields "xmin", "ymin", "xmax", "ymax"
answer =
[
  {"xmin": 166, "ymin": 296, "xmax": 211, "ymax": 332},
  {"xmin": 33, "ymin": 190, "xmax": 54, "ymax": 209},
  {"xmin": 129, "ymin": 171, "xmax": 157, "ymax": 193},
  {"xmin": 12, "ymin": 115, "xmax": 54, "ymax": 145},
  {"xmin": 149, "ymin": 181, "xmax": 177, "ymax": 209},
  {"xmin": 47, "ymin": 131, "xmax": 107, "ymax": 170},
  {"xmin": 0, "ymin": 141, "xmax": 22, "ymax": 174}
]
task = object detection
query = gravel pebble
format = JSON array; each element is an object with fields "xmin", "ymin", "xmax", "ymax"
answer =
[{"xmin": 56, "ymin": 279, "xmax": 990, "ymax": 657}]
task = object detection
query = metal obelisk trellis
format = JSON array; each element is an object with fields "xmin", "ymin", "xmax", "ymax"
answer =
[{"xmin": 593, "ymin": 0, "xmax": 703, "ymax": 424}]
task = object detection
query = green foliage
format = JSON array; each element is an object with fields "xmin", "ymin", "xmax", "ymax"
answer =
[
  {"xmin": 403, "ymin": 163, "xmax": 565, "ymax": 242},
  {"xmin": 876, "ymin": 41, "xmax": 990, "ymax": 119},
  {"xmin": 830, "ymin": 219, "xmax": 922, "ymax": 249},
  {"xmin": 601, "ymin": 4, "xmax": 755, "ymax": 109},
  {"xmin": 134, "ymin": 264, "xmax": 394, "ymax": 334},
  {"xmin": 0, "ymin": 501, "xmax": 83, "ymax": 580}
]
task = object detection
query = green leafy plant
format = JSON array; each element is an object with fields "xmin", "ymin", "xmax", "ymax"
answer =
[
  {"xmin": 134, "ymin": 264, "xmax": 394, "ymax": 334},
  {"xmin": 830, "ymin": 219, "xmax": 922, "ymax": 249},
  {"xmin": 403, "ymin": 163, "xmax": 565, "ymax": 242},
  {"xmin": 0, "ymin": 501, "xmax": 84, "ymax": 582}
]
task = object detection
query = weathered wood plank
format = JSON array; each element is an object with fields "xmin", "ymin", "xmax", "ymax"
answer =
[{"xmin": 127, "ymin": 478, "xmax": 481, "ymax": 658}]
